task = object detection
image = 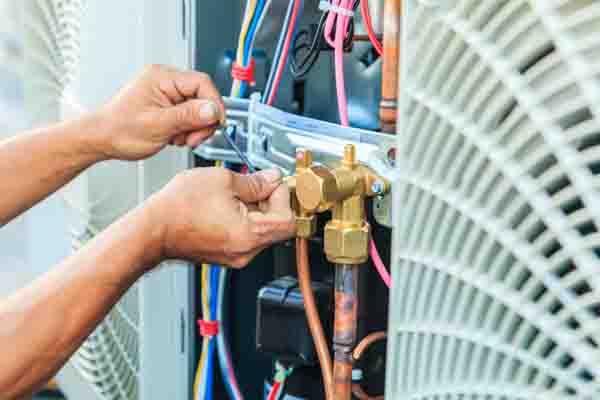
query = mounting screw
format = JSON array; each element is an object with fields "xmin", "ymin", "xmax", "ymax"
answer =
[{"xmin": 371, "ymin": 180, "xmax": 385, "ymax": 195}]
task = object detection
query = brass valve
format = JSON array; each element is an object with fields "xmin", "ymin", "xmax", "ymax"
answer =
[
  {"xmin": 291, "ymin": 150, "xmax": 317, "ymax": 239},
  {"xmin": 293, "ymin": 145, "xmax": 389, "ymax": 264}
]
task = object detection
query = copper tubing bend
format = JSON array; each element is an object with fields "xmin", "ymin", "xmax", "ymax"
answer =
[
  {"xmin": 379, "ymin": 0, "xmax": 402, "ymax": 133},
  {"xmin": 352, "ymin": 384, "xmax": 384, "ymax": 400},
  {"xmin": 296, "ymin": 238, "xmax": 334, "ymax": 400},
  {"xmin": 351, "ymin": 331, "xmax": 387, "ymax": 400},
  {"xmin": 353, "ymin": 331, "xmax": 387, "ymax": 361}
]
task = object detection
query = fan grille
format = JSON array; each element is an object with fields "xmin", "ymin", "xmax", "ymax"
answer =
[
  {"xmin": 72, "ymin": 232, "xmax": 140, "ymax": 400},
  {"xmin": 388, "ymin": 1, "xmax": 600, "ymax": 398}
]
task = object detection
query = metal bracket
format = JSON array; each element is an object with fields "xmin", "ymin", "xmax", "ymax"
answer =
[{"xmin": 194, "ymin": 95, "xmax": 397, "ymax": 227}]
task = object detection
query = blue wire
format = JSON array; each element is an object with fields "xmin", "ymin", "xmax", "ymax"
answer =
[
  {"xmin": 205, "ymin": 340, "xmax": 216, "ymax": 399},
  {"xmin": 210, "ymin": 266, "xmax": 219, "ymax": 318},
  {"xmin": 204, "ymin": 266, "xmax": 221, "ymax": 400},
  {"xmin": 243, "ymin": 0, "xmax": 265, "ymax": 66}
]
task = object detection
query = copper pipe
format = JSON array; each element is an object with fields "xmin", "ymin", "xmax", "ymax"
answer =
[
  {"xmin": 333, "ymin": 264, "xmax": 359, "ymax": 400},
  {"xmin": 353, "ymin": 331, "xmax": 387, "ymax": 360},
  {"xmin": 379, "ymin": 0, "xmax": 402, "ymax": 133},
  {"xmin": 296, "ymin": 238, "xmax": 334, "ymax": 400},
  {"xmin": 351, "ymin": 331, "xmax": 387, "ymax": 400},
  {"xmin": 352, "ymin": 384, "xmax": 384, "ymax": 400}
]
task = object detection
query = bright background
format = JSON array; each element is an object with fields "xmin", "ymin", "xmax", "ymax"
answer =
[{"xmin": 0, "ymin": 0, "xmax": 69, "ymax": 299}]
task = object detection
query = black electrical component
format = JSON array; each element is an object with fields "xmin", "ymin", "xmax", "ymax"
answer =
[{"xmin": 256, "ymin": 276, "xmax": 332, "ymax": 366}]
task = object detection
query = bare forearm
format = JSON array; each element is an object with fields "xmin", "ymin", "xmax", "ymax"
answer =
[
  {"xmin": 0, "ymin": 113, "xmax": 107, "ymax": 225},
  {"xmin": 0, "ymin": 202, "xmax": 163, "ymax": 399}
]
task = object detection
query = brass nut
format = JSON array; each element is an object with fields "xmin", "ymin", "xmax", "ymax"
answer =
[
  {"xmin": 296, "ymin": 215, "xmax": 317, "ymax": 238},
  {"xmin": 324, "ymin": 223, "xmax": 370, "ymax": 264},
  {"xmin": 296, "ymin": 166, "xmax": 338, "ymax": 212}
]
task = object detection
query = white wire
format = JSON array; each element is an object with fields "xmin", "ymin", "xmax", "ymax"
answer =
[{"xmin": 217, "ymin": 269, "xmax": 244, "ymax": 400}]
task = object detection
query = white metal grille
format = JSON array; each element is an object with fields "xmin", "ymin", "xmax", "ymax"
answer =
[
  {"xmin": 387, "ymin": 1, "xmax": 600, "ymax": 398},
  {"xmin": 72, "ymin": 235, "xmax": 140, "ymax": 400},
  {"xmin": 23, "ymin": 0, "xmax": 82, "ymax": 113}
]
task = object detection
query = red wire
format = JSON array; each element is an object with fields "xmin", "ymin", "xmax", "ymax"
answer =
[
  {"xmin": 267, "ymin": 381, "xmax": 282, "ymax": 400},
  {"xmin": 360, "ymin": 0, "xmax": 383, "ymax": 56},
  {"xmin": 266, "ymin": 0, "xmax": 301, "ymax": 106}
]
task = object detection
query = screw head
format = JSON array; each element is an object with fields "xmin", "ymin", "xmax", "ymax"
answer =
[{"xmin": 371, "ymin": 180, "xmax": 385, "ymax": 195}]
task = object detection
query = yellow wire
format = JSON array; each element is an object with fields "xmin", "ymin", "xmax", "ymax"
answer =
[
  {"xmin": 236, "ymin": 0, "xmax": 258, "ymax": 64},
  {"xmin": 201, "ymin": 264, "xmax": 210, "ymax": 317},
  {"xmin": 231, "ymin": 0, "xmax": 258, "ymax": 98},
  {"xmin": 194, "ymin": 264, "xmax": 212, "ymax": 400}
]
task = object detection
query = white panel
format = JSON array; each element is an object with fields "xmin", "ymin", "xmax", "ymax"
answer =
[{"xmin": 138, "ymin": 1, "xmax": 195, "ymax": 400}]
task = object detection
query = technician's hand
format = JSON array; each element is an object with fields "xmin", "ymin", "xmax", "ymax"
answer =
[
  {"xmin": 95, "ymin": 64, "xmax": 225, "ymax": 161},
  {"xmin": 148, "ymin": 167, "xmax": 295, "ymax": 268}
]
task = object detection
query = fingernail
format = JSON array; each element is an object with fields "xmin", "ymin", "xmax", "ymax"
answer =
[
  {"xmin": 259, "ymin": 169, "xmax": 281, "ymax": 184},
  {"xmin": 198, "ymin": 100, "xmax": 220, "ymax": 122}
]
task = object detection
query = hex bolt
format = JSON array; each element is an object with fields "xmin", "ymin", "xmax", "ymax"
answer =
[{"xmin": 371, "ymin": 180, "xmax": 385, "ymax": 195}]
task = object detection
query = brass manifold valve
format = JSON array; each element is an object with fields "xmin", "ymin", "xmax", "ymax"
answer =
[{"xmin": 291, "ymin": 145, "xmax": 390, "ymax": 265}]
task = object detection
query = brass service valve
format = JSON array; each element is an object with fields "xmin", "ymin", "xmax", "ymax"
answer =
[{"xmin": 293, "ymin": 145, "xmax": 389, "ymax": 264}]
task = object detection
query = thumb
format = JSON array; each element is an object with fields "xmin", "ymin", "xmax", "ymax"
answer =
[
  {"xmin": 159, "ymin": 99, "xmax": 221, "ymax": 136},
  {"xmin": 232, "ymin": 169, "xmax": 282, "ymax": 203}
]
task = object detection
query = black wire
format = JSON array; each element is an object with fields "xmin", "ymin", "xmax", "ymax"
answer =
[
  {"xmin": 290, "ymin": 4, "xmax": 357, "ymax": 79},
  {"xmin": 290, "ymin": 13, "xmax": 327, "ymax": 79}
]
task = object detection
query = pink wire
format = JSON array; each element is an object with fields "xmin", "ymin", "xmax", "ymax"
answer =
[
  {"xmin": 323, "ymin": 0, "xmax": 339, "ymax": 47},
  {"xmin": 324, "ymin": 0, "xmax": 352, "ymax": 126},
  {"xmin": 266, "ymin": 0, "xmax": 301, "ymax": 106},
  {"xmin": 326, "ymin": 0, "xmax": 391, "ymax": 287},
  {"xmin": 369, "ymin": 238, "xmax": 391, "ymax": 288}
]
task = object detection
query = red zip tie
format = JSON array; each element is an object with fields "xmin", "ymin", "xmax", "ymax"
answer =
[
  {"xmin": 231, "ymin": 58, "xmax": 256, "ymax": 86},
  {"xmin": 197, "ymin": 320, "xmax": 219, "ymax": 337}
]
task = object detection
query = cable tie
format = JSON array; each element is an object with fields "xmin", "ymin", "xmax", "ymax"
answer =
[
  {"xmin": 198, "ymin": 319, "xmax": 219, "ymax": 337},
  {"xmin": 318, "ymin": 0, "xmax": 354, "ymax": 17},
  {"xmin": 231, "ymin": 58, "xmax": 256, "ymax": 86}
]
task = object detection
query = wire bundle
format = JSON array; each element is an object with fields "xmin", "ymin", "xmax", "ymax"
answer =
[
  {"xmin": 194, "ymin": 265, "xmax": 220, "ymax": 400},
  {"xmin": 263, "ymin": 0, "xmax": 303, "ymax": 105},
  {"xmin": 323, "ymin": 0, "xmax": 355, "ymax": 126},
  {"xmin": 232, "ymin": 0, "xmax": 273, "ymax": 98},
  {"xmin": 290, "ymin": 1, "xmax": 358, "ymax": 79},
  {"xmin": 266, "ymin": 363, "xmax": 294, "ymax": 400},
  {"xmin": 216, "ymin": 269, "xmax": 244, "ymax": 399}
]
